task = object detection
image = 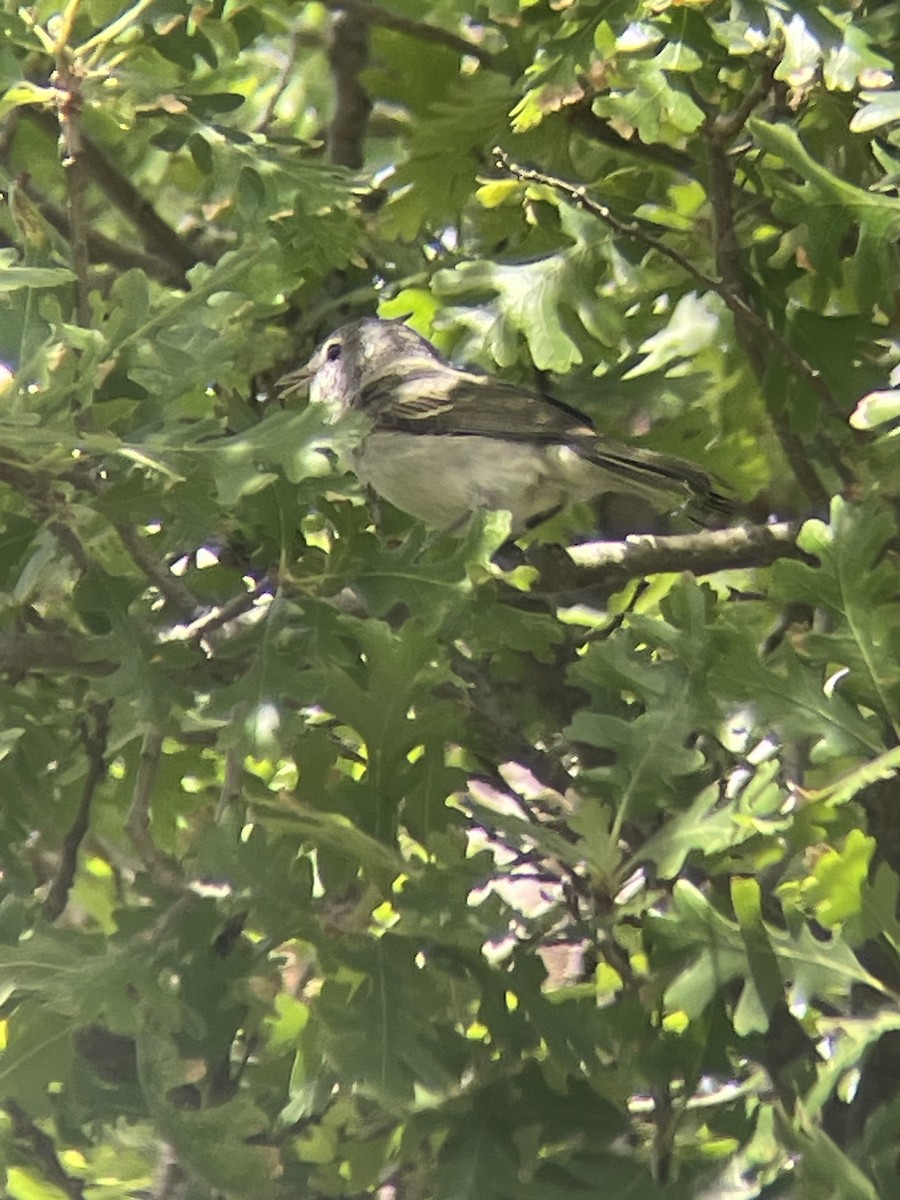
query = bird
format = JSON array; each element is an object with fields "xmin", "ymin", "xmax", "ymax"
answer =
[{"xmin": 278, "ymin": 317, "xmax": 731, "ymax": 537}]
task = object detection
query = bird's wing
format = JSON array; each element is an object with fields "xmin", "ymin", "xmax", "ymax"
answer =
[{"xmin": 358, "ymin": 367, "xmax": 596, "ymax": 442}]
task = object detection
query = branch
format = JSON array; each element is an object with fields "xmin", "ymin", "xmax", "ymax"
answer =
[
  {"xmin": 0, "ymin": 627, "xmax": 117, "ymax": 678},
  {"xmin": 712, "ymin": 57, "xmax": 779, "ymax": 141},
  {"xmin": 2, "ymin": 1100, "xmax": 85, "ymax": 1200},
  {"xmin": 256, "ymin": 29, "xmax": 303, "ymax": 133},
  {"xmin": 52, "ymin": 60, "xmax": 91, "ymax": 325},
  {"xmin": 114, "ymin": 523, "xmax": 201, "ymax": 622},
  {"xmin": 43, "ymin": 701, "xmax": 112, "ymax": 921},
  {"xmin": 565, "ymin": 102, "xmax": 694, "ymax": 173},
  {"xmin": 14, "ymin": 174, "xmax": 191, "ymax": 286},
  {"xmin": 126, "ymin": 727, "xmax": 187, "ymax": 893},
  {"xmin": 327, "ymin": 9, "xmax": 373, "ymax": 169},
  {"xmin": 317, "ymin": 0, "xmax": 496, "ymax": 68},
  {"xmin": 553, "ymin": 521, "xmax": 812, "ymax": 594},
  {"xmin": 216, "ymin": 746, "xmax": 245, "ymax": 820},
  {"xmin": 181, "ymin": 576, "xmax": 274, "ymax": 647},
  {"xmin": 691, "ymin": 61, "xmax": 834, "ymax": 509},
  {"xmin": 150, "ymin": 1142, "xmax": 188, "ymax": 1200},
  {"xmin": 494, "ymin": 149, "xmax": 839, "ymax": 507},
  {"xmin": 0, "ymin": 450, "xmax": 200, "ymax": 626},
  {"xmin": 24, "ymin": 107, "xmax": 204, "ymax": 277}
]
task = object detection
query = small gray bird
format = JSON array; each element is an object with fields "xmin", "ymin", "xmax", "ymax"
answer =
[{"xmin": 279, "ymin": 318, "xmax": 731, "ymax": 536}]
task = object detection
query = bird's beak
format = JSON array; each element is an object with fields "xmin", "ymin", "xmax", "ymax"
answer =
[{"xmin": 276, "ymin": 362, "xmax": 313, "ymax": 398}]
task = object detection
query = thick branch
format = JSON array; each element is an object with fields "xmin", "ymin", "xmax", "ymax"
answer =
[
  {"xmin": 327, "ymin": 9, "xmax": 373, "ymax": 169},
  {"xmin": 0, "ymin": 628, "xmax": 117, "ymax": 678},
  {"xmin": 566, "ymin": 103, "xmax": 693, "ymax": 173},
  {"xmin": 558, "ymin": 521, "xmax": 812, "ymax": 593},
  {"xmin": 317, "ymin": 0, "xmax": 496, "ymax": 67},
  {"xmin": 695, "ymin": 61, "xmax": 832, "ymax": 510}
]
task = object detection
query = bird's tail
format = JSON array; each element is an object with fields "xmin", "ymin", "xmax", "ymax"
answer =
[{"xmin": 585, "ymin": 441, "xmax": 735, "ymax": 525}]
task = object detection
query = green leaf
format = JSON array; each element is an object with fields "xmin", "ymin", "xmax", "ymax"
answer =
[
  {"xmin": 773, "ymin": 498, "xmax": 900, "ymax": 734},
  {"xmin": 802, "ymin": 828, "xmax": 875, "ymax": 929},
  {"xmin": 0, "ymin": 263, "xmax": 77, "ymax": 291},
  {"xmin": 751, "ymin": 119, "xmax": 900, "ymax": 310},
  {"xmin": 850, "ymin": 89, "xmax": 900, "ymax": 133},
  {"xmin": 850, "ymin": 388, "xmax": 900, "ymax": 429}
]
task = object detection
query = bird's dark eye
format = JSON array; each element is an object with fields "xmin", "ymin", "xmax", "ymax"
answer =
[{"xmin": 326, "ymin": 342, "xmax": 342, "ymax": 362}]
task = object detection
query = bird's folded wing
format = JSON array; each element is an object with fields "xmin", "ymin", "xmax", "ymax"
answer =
[{"xmin": 358, "ymin": 368, "xmax": 597, "ymax": 441}]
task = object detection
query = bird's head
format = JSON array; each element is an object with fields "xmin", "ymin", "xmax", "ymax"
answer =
[{"xmin": 278, "ymin": 318, "xmax": 439, "ymax": 412}]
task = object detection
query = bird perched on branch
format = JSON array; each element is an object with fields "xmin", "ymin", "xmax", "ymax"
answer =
[{"xmin": 279, "ymin": 317, "xmax": 731, "ymax": 537}]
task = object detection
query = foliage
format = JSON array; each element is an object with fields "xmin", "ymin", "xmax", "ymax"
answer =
[{"xmin": 1, "ymin": 1, "xmax": 900, "ymax": 1197}]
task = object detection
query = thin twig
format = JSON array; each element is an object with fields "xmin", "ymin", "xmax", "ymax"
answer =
[
  {"xmin": 182, "ymin": 577, "xmax": 274, "ymax": 646},
  {"xmin": 317, "ymin": 0, "xmax": 496, "ymax": 67},
  {"xmin": 256, "ymin": 29, "xmax": 302, "ymax": 134},
  {"xmin": 712, "ymin": 57, "xmax": 779, "ymax": 141},
  {"xmin": 2, "ymin": 1100, "xmax": 85, "ymax": 1200},
  {"xmin": 114, "ymin": 523, "xmax": 201, "ymax": 621},
  {"xmin": 126, "ymin": 727, "xmax": 187, "ymax": 893},
  {"xmin": 493, "ymin": 148, "xmax": 841, "ymax": 504},
  {"xmin": 43, "ymin": 701, "xmax": 112, "ymax": 921}
]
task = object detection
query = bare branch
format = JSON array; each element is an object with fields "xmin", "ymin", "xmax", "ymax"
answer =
[
  {"xmin": 317, "ymin": 0, "xmax": 496, "ymax": 67},
  {"xmin": 114, "ymin": 523, "xmax": 201, "ymax": 622},
  {"xmin": 43, "ymin": 701, "xmax": 112, "ymax": 921},
  {"xmin": 556, "ymin": 520, "xmax": 812, "ymax": 594},
  {"xmin": 126, "ymin": 728, "xmax": 187, "ymax": 893}
]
